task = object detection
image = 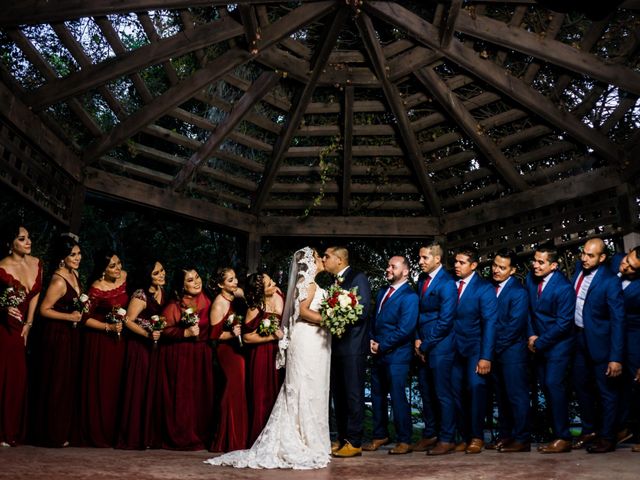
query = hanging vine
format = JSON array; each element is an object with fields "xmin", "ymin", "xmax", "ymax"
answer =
[{"xmin": 301, "ymin": 135, "xmax": 341, "ymax": 219}]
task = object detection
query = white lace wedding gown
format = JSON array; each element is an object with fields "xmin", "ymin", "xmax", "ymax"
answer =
[{"xmin": 205, "ymin": 285, "xmax": 331, "ymax": 469}]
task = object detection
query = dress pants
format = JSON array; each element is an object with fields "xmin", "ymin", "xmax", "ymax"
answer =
[
  {"xmin": 331, "ymin": 354, "xmax": 366, "ymax": 447},
  {"xmin": 535, "ymin": 353, "xmax": 572, "ymax": 440},
  {"xmin": 452, "ymin": 351, "xmax": 489, "ymax": 441},
  {"xmin": 370, "ymin": 361, "xmax": 412, "ymax": 444},
  {"xmin": 418, "ymin": 353, "xmax": 456, "ymax": 443}
]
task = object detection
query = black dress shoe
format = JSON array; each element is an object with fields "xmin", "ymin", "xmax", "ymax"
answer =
[
  {"xmin": 499, "ymin": 441, "xmax": 531, "ymax": 453},
  {"xmin": 587, "ymin": 438, "xmax": 615, "ymax": 453}
]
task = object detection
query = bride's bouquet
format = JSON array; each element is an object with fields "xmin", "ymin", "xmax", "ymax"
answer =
[{"xmin": 319, "ymin": 284, "xmax": 363, "ymax": 338}]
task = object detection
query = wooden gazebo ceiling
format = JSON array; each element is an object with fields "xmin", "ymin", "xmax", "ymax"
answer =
[{"xmin": 1, "ymin": 1, "xmax": 639, "ymax": 236}]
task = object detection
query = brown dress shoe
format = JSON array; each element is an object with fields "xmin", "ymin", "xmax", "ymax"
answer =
[
  {"xmin": 499, "ymin": 441, "xmax": 531, "ymax": 453},
  {"xmin": 616, "ymin": 428, "xmax": 633, "ymax": 445},
  {"xmin": 331, "ymin": 441, "xmax": 341, "ymax": 453},
  {"xmin": 587, "ymin": 438, "xmax": 615, "ymax": 453},
  {"xmin": 389, "ymin": 442, "xmax": 413, "ymax": 455},
  {"xmin": 454, "ymin": 442, "xmax": 467, "ymax": 453},
  {"xmin": 572, "ymin": 432, "xmax": 597, "ymax": 449},
  {"xmin": 465, "ymin": 438, "xmax": 484, "ymax": 454},
  {"xmin": 631, "ymin": 444, "xmax": 640, "ymax": 452},
  {"xmin": 412, "ymin": 436, "xmax": 438, "ymax": 452},
  {"xmin": 362, "ymin": 437, "xmax": 390, "ymax": 451},
  {"xmin": 333, "ymin": 441, "xmax": 362, "ymax": 457},
  {"xmin": 428, "ymin": 441, "xmax": 456, "ymax": 455},
  {"xmin": 539, "ymin": 438, "xmax": 572, "ymax": 454}
]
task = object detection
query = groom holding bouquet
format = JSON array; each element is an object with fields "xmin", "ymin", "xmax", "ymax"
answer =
[{"xmin": 323, "ymin": 246, "xmax": 372, "ymax": 457}]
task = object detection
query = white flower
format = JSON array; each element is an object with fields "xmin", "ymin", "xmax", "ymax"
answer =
[
  {"xmin": 262, "ymin": 318, "xmax": 271, "ymax": 328},
  {"xmin": 326, "ymin": 308, "xmax": 335, "ymax": 318},
  {"xmin": 151, "ymin": 315, "xmax": 159, "ymax": 321},
  {"xmin": 79, "ymin": 293, "xmax": 89, "ymax": 302},
  {"xmin": 117, "ymin": 307, "xmax": 127, "ymax": 316},
  {"xmin": 6, "ymin": 287, "xmax": 13, "ymax": 293},
  {"xmin": 338, "ymin": 293, "xmax": 351, "ymax": 308},
  {"xmin": 185, "ymin": 307, "xmax": 194, "ymax": 315},
  {"xmin": 228, "ymin": 314, "xmax": 235, "ymax": 322}
]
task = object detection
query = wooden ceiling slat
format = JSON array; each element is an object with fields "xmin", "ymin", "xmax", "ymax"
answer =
[
  {"xmin": 137, "ymin": 13, "xmax": 180, "ymax": 86},
  {"xmin": 342, "ymin": 85, "xmax": 354, "ymax": 215}
]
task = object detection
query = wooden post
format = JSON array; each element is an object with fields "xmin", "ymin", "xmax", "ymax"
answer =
[
  {"xmin": 246, "ymin": 231, "xmax": 261, "ymax": 273},
  {"xmin": 68, "ymin": 184, "xmax": 86, "ymax": 234}
]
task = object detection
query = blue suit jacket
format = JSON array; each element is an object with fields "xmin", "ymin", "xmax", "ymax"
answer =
[
  {"xmin": 610, "ymin": 253, "xmax": 640, "ymax": 329},
  {"xmin": 370, "ymin": 282, "xmax": 418, "ymax": 365},
  {"xmin": 572, "ymin": 265, "xmax": 625, "ymax": 363},
  {"xmin": 495, "ymin": 276, "xmax": 529, "ymax": 356},
  {"xmin": 453, "ymin": 273, "xmax": 498, "ymax": 361},
  {"xmin": 332, "ymin": 266, "xmax": 372, "ymax": 356},
  {"xmin": 526, "ymin": 270, "xmax": 575, "ymax": 357},
  {"xmin": 417, "ymin": 267, "xmax": 457, "ymax": 356}
]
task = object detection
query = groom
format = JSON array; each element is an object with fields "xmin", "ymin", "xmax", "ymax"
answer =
[{"xmin": 323, "ymin": 246, "xmax": 372, "ymax": 457}]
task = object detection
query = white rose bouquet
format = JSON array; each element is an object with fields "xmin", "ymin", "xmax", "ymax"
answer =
[{"xmin": 319, "ymin": 284, "xmax": 363, "ymax": 338}]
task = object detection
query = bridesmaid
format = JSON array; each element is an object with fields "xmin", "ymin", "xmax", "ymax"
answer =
[
  {"xmin": 117, "ymin": 260, "xmax": 167, "ymax": 450},
  {"xmin": 34, "ymin": 234, "xmax": 84, "ymax": 447},
  {"xmin": 0, "ymin": 223, "xmax": 43, "ymax": 447},
  {"xmin": 243, "ymin": 272, "xmax": 285, "ymax": 445},
  {"xmin": 78, "ymin": 249, "xmax": 128, "ymax": 447},
  {"xmin": 158, "ymin": 266, "xmax": 214, "ymax": 450},
  {"xmin": 210, "ymin": 267, "xmax": 248, "ymax": 452}
]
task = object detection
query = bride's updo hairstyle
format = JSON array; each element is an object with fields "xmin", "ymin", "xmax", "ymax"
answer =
[{"xmin": 245, "ymin": 272, "xmax": 266, "ymax": 310}]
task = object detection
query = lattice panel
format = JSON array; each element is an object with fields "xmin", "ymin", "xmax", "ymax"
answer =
[
  {"xmin": 446, "ymin": 187, "xmax": 623, "ymax": 261},
  {"xmin": 0, "ymin": 117, "xmax": 78, "ymax": 224}
]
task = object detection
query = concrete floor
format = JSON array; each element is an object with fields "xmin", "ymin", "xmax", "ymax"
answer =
[{"xmin": 2, "ymin": 444, "xmax": 640, "ymax": 480}]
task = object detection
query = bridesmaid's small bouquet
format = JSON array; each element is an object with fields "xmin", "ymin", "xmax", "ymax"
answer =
[
  {"xmin": 319, "ymin": 285, "xmax": 363, "ymax": 338},
  {"xmin": 73, "ymin": 293, "xmax": 91, "ymax": 313},
  {"xmin": 106, "ymin": 306, "xmax": 128, "ymax": 339},
  {"xmin": 180, "ymin": 307, "xmax": 199, "ymax": 327},
  {"xmin": 138, "ymin": 314, "xmax": 167, "ymax": 346},
  {"xmin": 226, "ymin": 313, "xmax": 244, "ymax": 346},
  {"xmin": 0, "ymin": 286, "xmax": 26, "ymax": 309},
  {"xmin": 257, "ymin": 313, "xmax": 279, "ymax": 336}
]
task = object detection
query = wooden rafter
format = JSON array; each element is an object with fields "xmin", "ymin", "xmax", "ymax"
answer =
[
  {"xmin": 252, "ymin": 7, "xmax": 348, "ymax": 213},
  {"xmin": 82, "ymin": 1, "xmax": 336, "ymax": 164},
  {"xmin": 441, "ymin": 0, "xmax": 463, "ymax": 48},
  {"xmin": 415, "ymin": 66, "xmax": 528, "ymax": 191},
  {"xmin": 169, "ymin": 71, "xmax": 280, "ymax": 191},
  {"xmin": 137, "ymin": 13, "xmax": 180, "ymax": 86},
  {"xmin": 341, "ymin": 85, "xmax": 354, "ymax": 215},
  {"xmin": 356, "ymin": 12, "xmax": 441, "ymax": 215},
  {"xmin": 364, "ymin": 1, "xmax": 623, "ymax": 166},
  {"xmin": 28, "ymin": 16, "xmax": 244, "ymax": 110},
  {"xmin": 239, "ymin": 5, "xmax": 261, "ymax": 54}
]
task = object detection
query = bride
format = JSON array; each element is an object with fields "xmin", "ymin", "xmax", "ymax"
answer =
[{"xmin": 205, "ymin": 247, "xmax": 331, "ymax": 469}]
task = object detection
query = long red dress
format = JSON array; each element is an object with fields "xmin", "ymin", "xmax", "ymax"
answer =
[
  {"xmin": 246, "ymin": 308, "xmax": 284, "ymax": 445},
  {"xmin": 78, "ymin": 282, "xmax": 128, "ymax": 447},
  {"xmin": 0, "ymin": 261, "xmax": 42, "ymax": 446},
  {"xmin": 116, "ymin": 289, "xmax": 165, "ymax": 450},
  {"xmin": 210, "ymin": 300, "xmax": 249, "ymax": 452},
  {"xmin": 158, "ymin": 292, "xmax": 214, "ymax": 450},
  {"xmin": 32, "ymin": 274, "xmax": 82, "ymax": 447}
]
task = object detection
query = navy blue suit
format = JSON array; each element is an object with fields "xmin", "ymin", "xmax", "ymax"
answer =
[
  {"xmin": 370, "ymin": 282, "xmax": 418, "ymax": 444},
  {"xmin": 526, "ymin": 270, "xmax": 575, "ymax": 440},
  {"xmin": 416, "ymin": 267, "xmax": 457, "ymax": 442},
  {"xmin": 331, "ymin": 266, "xmax": 372, "ymax": 447},
  {"xmin": 451, "ymin": 272, "xmax": 498, "ymax": 441},
  {"xmin": 571, "ymin": 264, "xmax": 625, "ymax": 441},
  {"xmin": 492, "ymin": 276, "xmax": 531, "ymax": 444}
]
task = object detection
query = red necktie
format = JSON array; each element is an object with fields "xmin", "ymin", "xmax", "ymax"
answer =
[
  {"xmin": 380, "ymin": 286, "xmax": 395, "ymax": 309},
  {"xmin": 420, "ymin": 276, "xmax": 432, "ymax": 297},
  {"xmin": 457, "ymin": 280, "xmax": 465, "ymax": 302},
  {"xmin": 575, "ymin": 272, "xmax": 585, "ymax": 296},
  {"xmin": 495, "ymin": 284, "xmax": 500, "ymax": 296},
  {"xmin": 537, "ymin": 281, "xmax": 543, "ymax": 298}
]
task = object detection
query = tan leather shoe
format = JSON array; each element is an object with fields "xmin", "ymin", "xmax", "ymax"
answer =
[
  {"xmin": 427, "ymin": 441, "xmax": 456, "ymax": 455},
  {"xmin": 454, "ymin": 441, "xmax": 467, "ymax": 453},
  {"xmin": 333, "ymin": 441, "xmax": 362, "ymax": 457},
  {"xmin": 411, "ymin": 436, "xmax": 438, "ymax": 452},
  {"xmin": 486, "ymin": 438, "xmax": 512, "ymax": 450},
  {"xmin": 539, "ymin": 438, "xmax": 572, "ymax": 454},
  {"xmin": 572, "ymin": 432, "xmax": 597, "ymax": 449},
  {"xmin": 331, "ymin": 440, "xmax": 341, "ymax": 454},
  {"xmin": 389, "ymin": 442, "xmax": 412, "ymax": 455},
  {"xmin": 465, "ymin": 438, "xmax": 484, "ymax": 454},
  {"xmin": 617, "ymin": 428, "xmax": 633, "ymax": 445},
  {"xmin": 631, "ymin": 444, "xmax": 640, "ymax": 453},
  {"xmin": 362, "ymin": 437, "xmax": 390, "ymax": 451},
  {"xmin": 587, "ymin": 438, "xmax": 615, "ymax": 453},
  {"xmin": 499, "ymin": 441, "xmax": 531, "ymax": 453}
]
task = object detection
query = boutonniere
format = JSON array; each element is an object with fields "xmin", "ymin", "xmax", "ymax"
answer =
[{"xmin": 335, "ymin": 275, "xmax": 344, "ymax": 285}]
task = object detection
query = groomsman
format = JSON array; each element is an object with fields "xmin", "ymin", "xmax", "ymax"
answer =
[
  {"xmin": 365, "ymin": 256, "xmax": 418, "ymax": 455},
  {"xmin": 570, "ymin": 238, "xmax": 625, "ymax": 453},
  {"xmin": 323, "ymin": 246, "xmax": 372, "ymax": 458},
  {"xmin": 490, "ymin": 249, "xmax": 531, "ymax": 452},
  {"xmin": 451, "ymin": 246, "xmax": 497, "ymax": 454},
  {"xmin": 413, "ymin": 243, "xmax": 458, "ymax": 455},
  {"xmin": 526, "ymin": 245, "xmax": 575, "ymax": 454}
]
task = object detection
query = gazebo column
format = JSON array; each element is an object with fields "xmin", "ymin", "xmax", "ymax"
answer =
[{"xmin": 246, "ymin": 231, "xmax": 262, "ymax": 273}]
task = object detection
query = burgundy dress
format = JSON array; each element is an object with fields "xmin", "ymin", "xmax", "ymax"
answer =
[
  {"xmin": 0, "ymin": 261, "xmax": 42, "ymax": 446},
  {"xmin": 32, "ymin": 274, "xmax": 82, "ymax": 447},
  {"xmin": 116, "ymin": 289, "xmax": 165, "ymax": 450},
  {"xmin": 78, "ymin": 282, "xmax": 128, "ymax": 447},
  {"xmin": 158, "ymin": 292, "xmax": 214, "ymax": 450},
  {"xmin": 210, "ymin": 300, "xmax": 249, "ymax": 452},
  {"xmin": 246, "ymin": 308, "xmax": 284, "ymax": 445}
]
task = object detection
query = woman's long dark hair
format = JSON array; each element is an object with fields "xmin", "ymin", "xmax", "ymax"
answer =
[
  {"xmin": 171, "ymin": 265, "xmax": 199, "ymax": 301},
  {"xmin": 130, "ymin": 259, "xmax": 165, "ymax": 293},
  {"xmin": 89, "ymin": 248, "xmax": 120, "ymax": 284},
  {"xmin": 48, "ymin": 235, "xmax": 80, "ymax": 275},
  {"xmin": 245, "ymin": 272, "xmax": 265, "ymax": 310},
  {"xmin": 1, "ymin": 222, "xmax": 25, "ymax": 256}
]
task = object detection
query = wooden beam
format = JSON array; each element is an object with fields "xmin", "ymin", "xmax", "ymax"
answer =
[
  {"xmin": 341, "ymin": 85, "xmax": 354, "ymax": 215},
  {"xmin": 82, "ymin": 1, "xmax": 336, "ymax": 164},
  {"xmin": 170, "ymin": 71, "xmax": 280, "ymax": 191},
  {"xmin": 239, "ymin": 5, "xmax": 261, "ymax": 55},
  {"xmin": 84, "ymin": 168, "xmax": 256, "ymax": 233},
  {"xmin": 415, "ymin": 67, "xmax": 528, "ymax": 191},
  {"xmin": 28, "ymin": 17, "xmax": 244, "ymax": 109},
  {"xmin": 0, "ymin": 1, "xmax": 321, "ymax": 26},
  {"xmin": 252, "ymin": 7, "xmax": 348, "ymax": 213},
  {"xmin": 257, "ymin": 215, "xmax": 441, "ymax": 237},
  {"xmin": 137, "ymin": 13, "xmax": 180, "ymax": 86},
  {"xmin": 356, "ymin": 12, "xmax": 441, "ymax": 215},
  {"xmin": 444, "ymin": 167, "xmax": 622, "ymax": 233},
  {"xmin": 364, "ymin": 1, "xmax": 624, "ymax": 166},
  {"xmin": 441, "ymin": 0, "xmax": 463, "ymax": 48},
  {"xmin": 456, "ymin": 11, "xmax": 640, "ymax": 96}
]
